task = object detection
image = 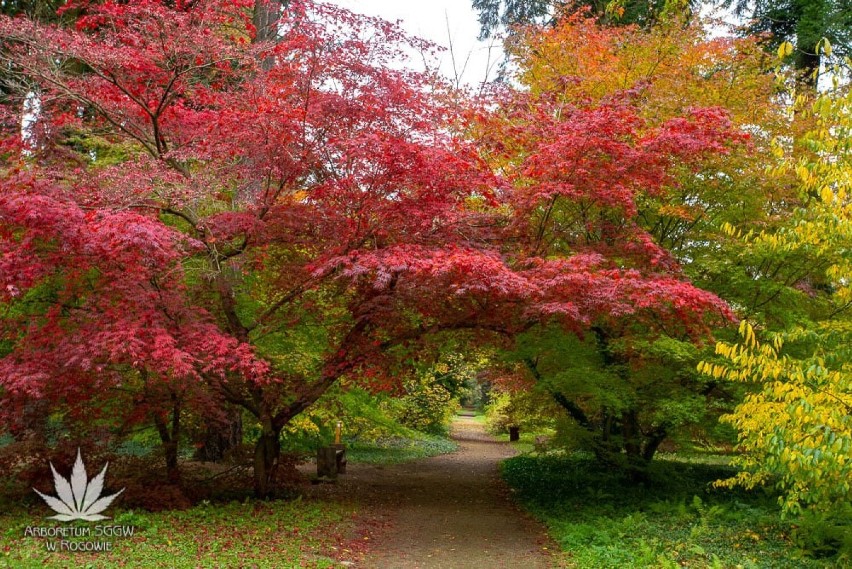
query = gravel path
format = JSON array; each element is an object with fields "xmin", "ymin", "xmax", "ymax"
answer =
[{"xmin": 313, "ymin": 415, "xmax": 558, "ymax": 568}]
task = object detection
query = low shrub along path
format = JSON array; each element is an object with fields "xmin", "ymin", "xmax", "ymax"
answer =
[{"xmin": 318, "ymin": 415, "xmax": 557, "ymax": 568}]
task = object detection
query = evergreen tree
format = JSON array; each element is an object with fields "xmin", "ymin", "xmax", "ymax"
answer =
[
  {"xmin": 720, "ymin": 0, "xmax": 852, "ymax": 89},
  {"xmin": 472, "ymin": 0, "xmax": 693, "ymax": 38}
]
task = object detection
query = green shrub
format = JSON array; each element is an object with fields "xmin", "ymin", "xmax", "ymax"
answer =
[
  {"xmin": 394, "ymin": 380, "xmax": 458, "ymax": 435},
  {"xmin": 790, "ymin": 505, "xmax": 852, "ymax": 560},
  {"xmin": 483, "ymin": 389, "xmax": 557, "ymax": 435},
  {"xmin": 501, "ymin": 454, "xmax": 846, "ymax": 567}
]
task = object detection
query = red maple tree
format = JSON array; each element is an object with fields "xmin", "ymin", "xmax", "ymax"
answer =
[{"xmin": 0, "ymin": 0, "xmax": 738, "ymax": 495}]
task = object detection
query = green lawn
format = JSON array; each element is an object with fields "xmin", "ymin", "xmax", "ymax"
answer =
[
  {"xmin": 501, "ymin": 454, "xmax": 846, "ymax": 568},
  {"xmin": 344, "ymin": 433, "xmax": 457, "ymax": 464},
  {"xmin": 1, "ymin": 498, "xmax": 354, "ymax": 568}
]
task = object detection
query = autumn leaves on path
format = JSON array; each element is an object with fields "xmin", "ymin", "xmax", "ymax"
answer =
[{"xmin": 328, "ymin": 416, "xmax": 557, "ymax": 568}]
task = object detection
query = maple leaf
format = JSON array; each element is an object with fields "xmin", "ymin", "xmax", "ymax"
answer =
[{"xmin": 33, "ymin": 449, "xmax": 124, "ymax": 522}]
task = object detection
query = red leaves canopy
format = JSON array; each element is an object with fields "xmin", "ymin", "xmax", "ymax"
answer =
[{"xmin": 0, "ymin": 0, "xmax": 736, "ymax": 413}]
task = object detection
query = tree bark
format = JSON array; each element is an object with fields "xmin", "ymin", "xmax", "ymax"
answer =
[
  {"xmin": 194, "ymin": 405, "xmax": 243, "ymax": 462},
  {"xmin": 152, "ymin": 398, "xmax": 182, "ymax": 484},
  {"xmin": 253, "ymin": 424, "xmax": 281, "ymax": 498},
  {"xmin": 641, "ymin": 423, "xmax": 668, "ymax": 463},
  {"xmin": 253, "ymin": 0, "xmax": 282, "ymax": 44},
  {"xmin": 621, "ymin": 410, "xmax": 649, "ymax": 482}
]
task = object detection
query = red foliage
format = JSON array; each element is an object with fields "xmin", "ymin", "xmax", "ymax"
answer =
[{"xmin": 0, "ymin": 0, "xmax": 737, "ymax": 465}]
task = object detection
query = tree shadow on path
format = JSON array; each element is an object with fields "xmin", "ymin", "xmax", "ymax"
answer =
[{"xmin": 307, "ymin": 416, "xmax": 559, "ymax": 569}]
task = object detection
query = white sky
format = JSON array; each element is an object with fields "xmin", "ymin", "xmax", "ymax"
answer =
[
  {"xmin": 324, "ymin": 0, "xmax": 503, "ymax": 88},
  {"xmin": 319, "ymin": 3, "xmax": 751, "ymax": 88}
]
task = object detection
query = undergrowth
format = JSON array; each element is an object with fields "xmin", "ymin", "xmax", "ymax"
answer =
[{"xmin": 502, "ymin": 454, "xmax": 848, "ymax": 568}]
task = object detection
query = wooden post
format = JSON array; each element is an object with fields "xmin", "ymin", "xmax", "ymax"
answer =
[
  {"xmin": 332, "ymin": 443, "xmax": 346, "ymax": 474},
  {"xmin": 509, "ymin": 426, "xmax": 520, "ymax": 442}
]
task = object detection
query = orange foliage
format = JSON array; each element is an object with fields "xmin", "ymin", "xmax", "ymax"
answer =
[{"xmin": 509, "ymin": 13, "xmax": 783, "ymax": 134}]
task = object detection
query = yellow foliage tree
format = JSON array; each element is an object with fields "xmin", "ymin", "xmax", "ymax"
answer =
[{"xmin": 701, "ymin": 85, "xmax": 852, "ymax": 517}]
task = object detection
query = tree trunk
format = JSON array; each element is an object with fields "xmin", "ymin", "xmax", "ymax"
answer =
[
  {"xmin": 253, "ymin": 425, "xmax": 281, "ymax": 498},
  {"xmin": 236, "ymin": 323, "xmax": 364, "ymax": 497},
  {"xmin": 621, "ymin": 410, "xmax": 649, "ymax": 483},
  {"xmin": 152, "ymin": 398, "xmax": 182, "ymax": 484},
  {"xmin": 642, "ymin": 432, "xmax": 665, "ymax": 463},
  {"xmin": 194, "ymin": 406, "xmax": 243, "ymax": 462},
  {"xmin": 253, "ymin": 0, "xmax": 281, "ymax": 44},
  {"xmin": 508, "ymin": 425, "xmax": 520, "ymax": 441},
  {"xmin": 163, "ymin": 439, "xmax": 180, "ymax": 484},
  {"xmin": 594, "ymin": 408, "xmax": 620, "ymax": 462}
]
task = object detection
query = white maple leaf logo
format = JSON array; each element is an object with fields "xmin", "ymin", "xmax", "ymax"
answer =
[{"xmin": 34, "ymin": 449, "xmax": 124, "ymax": 522}]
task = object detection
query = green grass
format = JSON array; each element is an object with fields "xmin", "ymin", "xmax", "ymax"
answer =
[
  {"xmin": 0, "ymin": 498, "xmax": 353, "ymax": 568},
  {"xmin": 501, "ymin": 454, "xmax": 846, "ymax": 568},
  {"xmin": 466, "ymin": 413, "xmax": 487, "ymax": 425},
  {"xmin": 345, "ymin": 433, "xmax": 457, "ymax": 464},
  {"xmin": 492, "ymin": 428, "xmax": 554, "ymax": 454},
  {"xmin": 0, "ymin": 429, "xmax": 457, "ymax": 566}
]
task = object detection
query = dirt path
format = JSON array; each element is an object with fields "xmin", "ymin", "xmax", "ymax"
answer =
[{"xmin": 312, "ymin": 416, "xmax": 557, "ymax": 568}]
